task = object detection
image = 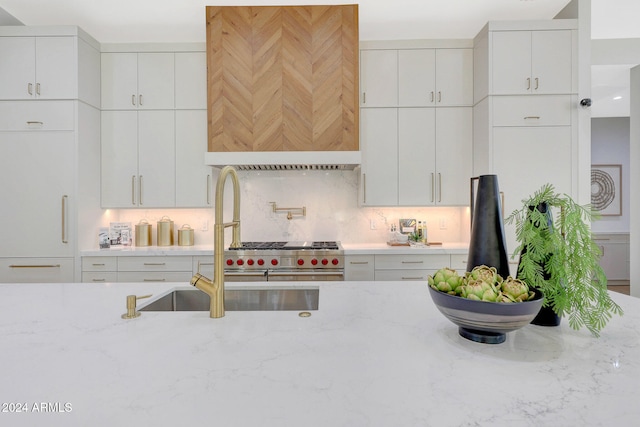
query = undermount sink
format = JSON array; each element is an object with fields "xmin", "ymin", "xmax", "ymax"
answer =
[{"xmin": 139, "ymin": 286, "xmax": 319, "ymax": 312}]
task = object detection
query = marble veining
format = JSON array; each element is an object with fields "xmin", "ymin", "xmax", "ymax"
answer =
[{"xmin": 0, "ymin": 281, "xmax": 638, "ymax": 426}]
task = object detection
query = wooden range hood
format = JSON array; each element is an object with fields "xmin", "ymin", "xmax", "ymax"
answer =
[{"xmin": 204, "ymin": 5, "xmax": 360, "ymax": 170}]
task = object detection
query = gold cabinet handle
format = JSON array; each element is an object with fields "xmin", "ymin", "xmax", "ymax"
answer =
[
  {"xmin": 534, "ymin": 77, "xmax": 539, "ymax": 90},
  {"xmin": 438, "ymin": 91, "xmax": 441, "ymax": 103},
  {"xmin": 121, "ymin": 294, "xmax": 152, "ymax": 319},
  {"xmin": 132, "ymin": 94, "xmax": 136, "ymax": 106},
  {"xmin": 524, "ymin": 116, "xmax": 541, "ymax": 120},
  {"xmin": 362, "ymin": 173, "xmax": 367, "ymax": 204},
  {"xmin": 143, "ymin": 278, "xmax": 166, "ymax": 282},
  {"xmin": 349, "ymin": 261, "xmax": 370, "ymax": 265},
  {"xmin": 9, "ymin": 264, "xmax": 61, "ymax": 268},
  {"xmin": 362, "ymin": 92, "xmax": 366, "ymax": 104},
  {"xmin": 36, "ymin": 83, "xmax": 41, "ymax": 95},
  {"xmin": 28, "ymin": 83, "xmax": 33, "ymax": 95},
  {"xmin": 139, "ymin": 94, "xmax": 143, "ymax": 106},
  {"xmin": 139, "ymin": 175, "xmax": 144, "ymax": 205},
  {"xmin": 402, "ymin": 277, "xmax": 424, "ymax": 280},
  {"xmin": 438, "ymin": 172, "xmax": 442, "ymax": 203},
  {"xmin": 431, "ymin": 173, "xmax": 435, "ymax": 203},
  {"xmin": 402, "ymin": 260, "xmax": 424, "ymax": 264},
  {"xmin": 143, "ymin": 262, "xmax": 166, "ymax": 266},
  {"xmin": 207, "ymin": 174, "xmax": 211, "ymax": 205},
  {"xmin": 131, "ymin": 175, "xmax": 136, "ymax": 205},
  {"xmin": 526, "ymin": 77, "xmax": 531, "ymax": 90},
  {"xmin": 61, "ymin": 195, "xmax": 68, "ymax": 243},
  {"xmin": 430, "ymin": 91, "xmax": 434, "ymax": 103}
]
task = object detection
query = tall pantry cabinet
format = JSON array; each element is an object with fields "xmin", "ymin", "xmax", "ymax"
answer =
[
  {"xmin": 359, "ymin": 41, "xmax": 473, "ymax": 207},
  {"xmin": 0, "ymin": 26, "xmax": 101, "ymax": 282},
  {"xmin": 472, "ymin": 20, "xmax": 578, "ymax": 271}
]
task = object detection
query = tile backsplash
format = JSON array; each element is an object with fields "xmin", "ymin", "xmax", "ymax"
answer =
[{"xmin": 96, "ymin": 170, "xmax": 470, "ymax": 248}]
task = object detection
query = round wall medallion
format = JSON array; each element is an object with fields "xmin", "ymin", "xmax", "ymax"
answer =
[{"xmin": 591, "ymin": 168, "xmax": 615, "ymax": 211}]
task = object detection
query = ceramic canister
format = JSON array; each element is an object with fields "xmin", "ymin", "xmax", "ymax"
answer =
[
  {"xmin": 157, "ymin": 216, "xmax": 174, "ymax": 246},
  {"xmin": 178, "ymin": 224, "xmax": 194, "ymax": 246},
  {"xmin": 134, "ymin": 219, "xmax": 152, "ymax": 246}
]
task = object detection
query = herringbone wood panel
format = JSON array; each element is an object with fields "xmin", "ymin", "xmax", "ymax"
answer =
[{"xmin": 207, "ymin": 5, "xmax": 358, "ymax": 153}]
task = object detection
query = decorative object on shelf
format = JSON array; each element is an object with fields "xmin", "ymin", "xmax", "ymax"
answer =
[
  {"xmin": 591, "ymin": 164, "xmax": 622, "ymax": 216},
  {"xmin": 157, "ymin": 216, "xmax": 174, "ymax": 246},
  {"xmin": 399, "ymin": 218, "xmax": 416, "ymax": 234},
  {"xmin": 506, "ymin": 183, "xmax": 624, "ymax": 337},
  {"xmin": 427, "ymin": 266, "xmax": 543, "ymax": 344},
  {"xmin": 467, "ymin": 175, "xmax": 510, "ymax": 278},
  {"xmin": 135, "ymin": 219, "xmax": 152, "ymax": 247},
  {"xmin": 270, "ymin": 202, "xmax": 306, "ymax": 220},
  {"xmin": 178, "ymin": 224, "xmax": 195, "ymax": 246},
  {"xmin": 109, "ymin": 222, "xmax": 132, "ymax": 247}
]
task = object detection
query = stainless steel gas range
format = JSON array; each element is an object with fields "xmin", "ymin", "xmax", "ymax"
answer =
[{"xmin": 224, "ymin": 241, "xmax": 344, "ymax": 282}]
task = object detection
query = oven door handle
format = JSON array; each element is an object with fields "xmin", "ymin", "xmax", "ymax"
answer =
[
  {"xmin": 268, "ymin": 270, "xmax": 344, "ymax": 278},
  {"xmin": 224, "ymin": 271, "xmax": 267, "ymax": 278}
]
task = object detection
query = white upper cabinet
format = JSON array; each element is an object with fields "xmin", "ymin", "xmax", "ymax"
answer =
[
  {"xmin": 175, "ymin": 52, "xmax": 207, "ymax": 109},
  {"xmin": 175, "ymin": 110, "xmax": 211, "ymax": 207},
  {"xmin": 398, "ymin": 49, "xmax": 472, "ymax": 106},
  {"xmin": 360, "ymin": 108, "xmax": 398, "ymax": 206},
  {"xmin": 491, "ymin": 29, "xmax": 572, "ymax": 95},
  {"xmin": 0, "ymin": 36, "xmax": 76, "ymax": 100},
  {"xmin": 398, "ymin": 49, "xmax": 435, "ymax": 106},
  {"xmin": 101, "ymin": 52, "xmax": 175, "ymax": 110},
  {"xmin": 101, "ymin": 110, "xmax": 176, "ymax": 208},
  {"xmin": 360, "ymin": 50, "xmax": 398, "ymax": 107}
]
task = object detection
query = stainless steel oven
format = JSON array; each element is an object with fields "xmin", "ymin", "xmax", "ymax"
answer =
[{"xmin": 224, "ymin": 241, "xmax": 344, "ymax": 282}]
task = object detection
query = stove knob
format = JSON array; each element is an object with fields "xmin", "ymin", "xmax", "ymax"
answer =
[
  {"xmin": 226, "ymin": 259, "xmax": 233, "ymax": 266},
  {"xmin": 297, "ymin": 259, "xmax": 304, "ymax": 266},
  {"xmin": 237, "ymin": 259, "xmax": 244, "ymax": 266},
  {"xmin": 247, "ymin": 259, "xmax": 254, "ymax": 266},
  {"xmin": 271, "ymin": 259, "xmax": 278, "ymax": 266},
  {"xmin": 257, "ymin": 259, "xmax": 265, "ymax": 266},
  {"xmin": 321, "ymin": 258, "xmax": 329, "ymax": 265},
  {"xmin": 332, "ymin": 258, "xmax": 339, "ymax": 265},
  {"xmin": 311, "ymin": 258, "xmax": 318, "ymax": 266}
]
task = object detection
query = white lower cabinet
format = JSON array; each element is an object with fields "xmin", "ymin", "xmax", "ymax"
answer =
[
  {"xmin": 345, "ymin": 255, "xmax": 375, "ymax": 281},
  {"xmin": 375, "ymin": 254, "xmax": 449, "ymax": 281},
  {"xmin": 81, "ymin": 256, "xmax": 193, "ymax": 283},
  {"xmin": 593, "ymin": 234, "xmax": 630, "ymax": 282},
  {"xmin": 0, "ymin": 258, "xmax": 74, "ymax": 283},
  {"xmin": 193, "ymin": 256, "xmax": 214, "ymax": 278},
  {"xmin": 346, "ymin": 253, "xmax": 468, "ymax": 282}
]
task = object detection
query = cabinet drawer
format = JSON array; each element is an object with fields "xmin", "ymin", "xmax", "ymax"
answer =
[
  {"xmin": 450, "ymin": 254, "xmax": 468, "ymax": 273},
  {"xmin": 0, "ymin": 101, "xmax": 75, "ymax": 131},
  {"xmin": 492, "ymin": 95, "xmax": 571, "ymax": 126},
  {"xmin": 82, "ymin": 256, "xmax": 117, "ymax": 272},
  {"xmin": 0, "ymin": 257, "xmax": 74, "ymax": 283},
  {"xmin": 193, "ymin": 256, "xmax": 214, "ymax": 277},
  {"xmin": 82, "ymin": 272, "xmax": 118, "ymax": 283},
  {"xmin": 375, "ymin": 254, "xmax": 449, "ymax": 270},
  {"xmin": 117, "ymin": 256, "xmax": 193, "ymax": 272},
  {"xmin": 117, "ymin": 271, "xmax": 193, "ymax": 283},
  {"xmin": 345, "ymin": 255, "xmax": 375, "ymax": 281},
  {"xmin": 375, "ymin": 269, "xmax": 435, "ymax": 281}
]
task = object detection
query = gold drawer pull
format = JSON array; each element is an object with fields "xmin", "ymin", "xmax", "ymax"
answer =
[
  {"xmin": 9, "ymin": 264, "xmax": 61, "ymax": 268},
  {"xmin": 143, "ymin": 278, "xmax": 166, "ymax": 282},
  {"xmin": 350, "ymin": 261, "xmax": 370, "ymax": 265},
  {"xmin": 143, "ymin": 263, "xmax": 166, "ymax": 266},
  {"xmin": 402, "ymin": 261, "xmax": 424, "ymax": 264}
]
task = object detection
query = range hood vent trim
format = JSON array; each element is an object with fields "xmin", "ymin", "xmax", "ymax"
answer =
[{"xmin": 204, "ymin": 151, "xmax": 361, "ymax": 171}]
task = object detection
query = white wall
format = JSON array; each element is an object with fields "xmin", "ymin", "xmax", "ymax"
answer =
[
  {"xmin": 590, "ymin": 117, "xmax": 630, "ymax": 232},
  {"xmin": 93, "ymin": 170, "xmax": 471, "ymax": 249}
]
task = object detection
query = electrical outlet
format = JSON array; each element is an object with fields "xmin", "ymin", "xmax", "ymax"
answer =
[
  {"xmin": 439, "ymin": 218, "xmax": 447, "ymax": 229},
  {"xmin": 201, "ymin": 220, "xmax": 209, "ymax": 231},
  {"xmin": 370, "ymin": 219, "xmax": 377, "ymax": 230}
]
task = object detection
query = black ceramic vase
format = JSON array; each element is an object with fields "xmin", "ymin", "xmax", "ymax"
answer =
[
  {"xmin": 517, "ymin": 202, "xmax": 561, "ymax": 327},
  {"xmin": 467, "ymin": 175, "xmax": 510, "ymax": 279}
]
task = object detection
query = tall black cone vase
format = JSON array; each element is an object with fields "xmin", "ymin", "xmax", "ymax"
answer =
[
  {"xmin": 517, "ymin": 202, "xmax": 561, "ymax": 327},
  {"xmin": 467, "ymin": 175, "xmax": 510, "ymax": 279}
]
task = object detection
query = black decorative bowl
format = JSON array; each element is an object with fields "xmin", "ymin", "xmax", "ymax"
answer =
[{"xmin": 428, "ymin": 286, "xmax": 544, "ymax": 344}]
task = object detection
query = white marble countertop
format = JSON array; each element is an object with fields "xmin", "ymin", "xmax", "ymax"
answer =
[
  {"xmin": 81, "ymin": 242, "xmax": 469, "ymax": 257},
  {"xmin": 0, "ymin": 280, "xmax": 637, "ymax": 426}
]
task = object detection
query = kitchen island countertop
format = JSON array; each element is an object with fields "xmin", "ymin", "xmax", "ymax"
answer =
[{"xmin": 0, "ymin": 280, "xmax": 637, "ymax": 427}]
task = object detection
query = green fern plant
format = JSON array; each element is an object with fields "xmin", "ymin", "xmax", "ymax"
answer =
[{"xmin": 505, "ymin": 184, "xmax": 623, "ymax": 337}]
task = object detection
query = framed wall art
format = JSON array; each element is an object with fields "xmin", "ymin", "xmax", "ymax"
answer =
[{"xmin": 591, "ymin": 164, "xmax": 622, "ymax": 216}]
